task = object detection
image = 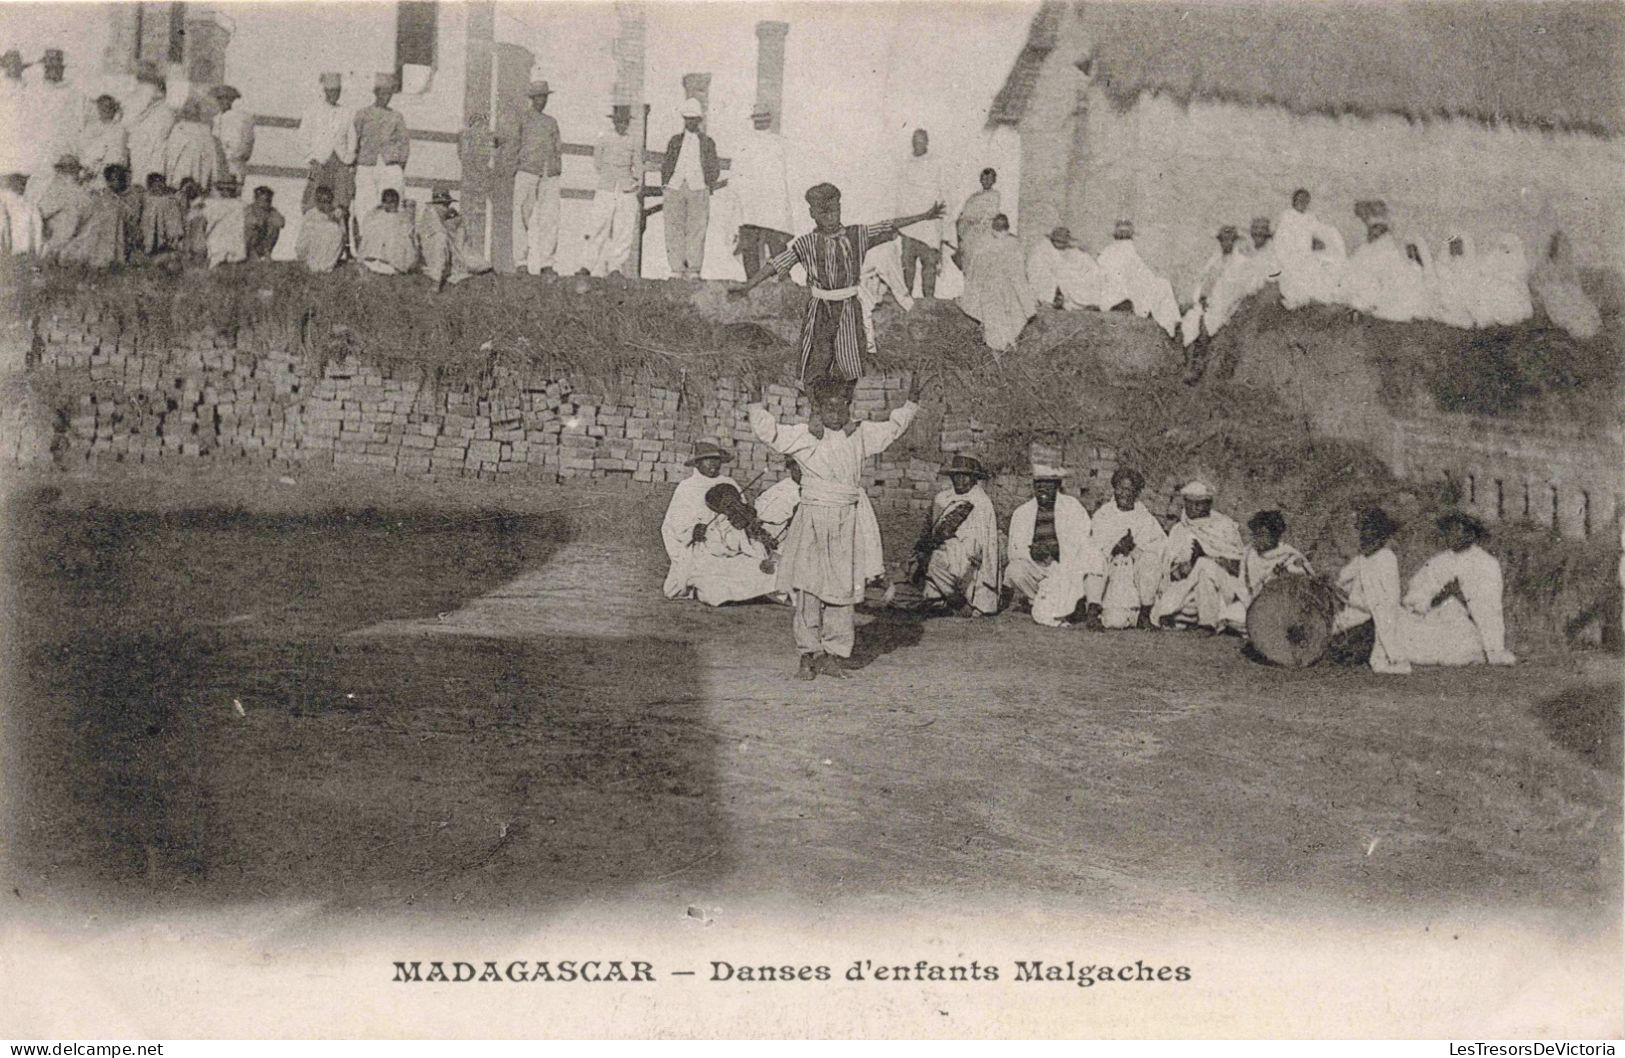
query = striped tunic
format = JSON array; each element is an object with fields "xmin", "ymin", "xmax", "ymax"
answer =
[{"xmin": 771, "ymin": 222, "xmax": 896, "ymax": 382}]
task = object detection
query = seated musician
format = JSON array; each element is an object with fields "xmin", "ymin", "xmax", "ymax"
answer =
[
  {"xmin": 1329, "ymin": 507, "xmax": 1411, "ymax": 674},
  {"xmin": 679, "ymin": 482, "xmax": 782, "ymax": 607},
  {"xmin": 1005, "ymin": 463, "xmax": 1102, "ymax": 627},
  {"xmin": 1150, "ymin": 480, "xmax": 1244, "ymax": 630},
  {"xmin": 1399, "ymin": 511, "xmax": 1516, "ymax": 666},
  {"xmin": 1218, "ymin": 509, "xmax": 1313, "ymax": 635},
  {"xmin": 753, "ymin": 458, "xmax": 802, "ymax": 542},
  {"xmin": 660, "ymin": 441, "xmax": 740, "ymax": 600},
  {"xmin": 914, "ymin": 455, "xmax": 1002, "ymax": 616},
  {"xmin": 1083, "ymin": 467, "xmax": 1167, "ymax": 629}
]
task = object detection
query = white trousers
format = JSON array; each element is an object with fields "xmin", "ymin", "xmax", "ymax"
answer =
[
  {"xmin": 512, "ymin": 171, "xmax": 560, "ymax": 274},
  {"xmin": 1151, "ymin": 557, "xmax": 1238, "ymax": 628},
  {"xmin": 582, "ymin": 189, "xmax": 639, "ymax": 276}
]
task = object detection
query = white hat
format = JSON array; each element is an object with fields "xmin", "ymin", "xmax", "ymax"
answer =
[
  {"xmin": 679, "ymin": 97, "xmax": 704, "ymax": 118},
  {"xmin": 1031, "ymin": 463, "xmax": 1069, "ymax": 480},
  {"xmin": 1180, "ymin": 480, "xmax": 1214, "ymax": 499}
]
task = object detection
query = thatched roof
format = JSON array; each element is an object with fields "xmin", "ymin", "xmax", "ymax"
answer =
[{"xmin": 989, "ymin": 0, "xmax": 1624, "ymax": 137}]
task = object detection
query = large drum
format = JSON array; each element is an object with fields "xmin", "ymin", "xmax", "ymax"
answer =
[{"xmin": 1245, "ymin": 573, "xmax": 1342, "ymax": 668}]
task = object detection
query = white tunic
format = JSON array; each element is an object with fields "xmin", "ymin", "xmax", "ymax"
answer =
[
  {"xmin": 1333, "ymin": 548, "xmax": 1411, "ymax": 674},
  {"xmin": 895, "ymin": 152, "xmax": 946, "ymax": 246},
  {"xmin": 749, "ymin": 403, "xmax": 917, "ymax": 605},
  {"xmin": 1027, "ymin": 240, "xmax": 1105, "ymax": 310},
  {"xmin": 1095, "ymin": 238, "xmax": 1180, "ymax": 336},
  {"xmin": 299, "ymin": 98, "xmax": 358, "ymax": 166},
  {"xmin": 125, "ymin": 93, "xmax": 176, "ymax": 185},
  {"xmin": 1475, "ymin": 233, "xmax": 1533, "ymax": 326},
  {"xmin": 753, "ymin": 476, "xmax": 801, "ymax": 540},
  {"xmin": 1401, "ymin": 544, "xmax": 1516, "ymax": 666},
  {"xmin": 1007, "ymin": 494, "xmax": 1102, "ymax": 627},
  {"xmin": 1181, "ymin": 247, "xmax": 1255, "ymax": 345},
  {"xmin": 1340, "ymin": 232, "xmax": 1435, "ymax": 322},
  {"xmin": 76, "ymin": 118, "xmax": 128, "ymax": 180},
  {"xmin": 923, "ymin": 483, "xmax": 1003, "ymax": 614},
  {"xmin": 661, "ymin": 470, "xmax": 741, "ymax": 598},
  {"xmin": 29, "ymin": 80, "xmax": 85, "ymax": 173},
  {"xmin": 729, "ymin": 128, "xmax": 792, "ymax": 234},
  {"xmin": 213, "ymin": 107, "xmax": 256, "ymax": 175},
  {"xmin": 1431, "ymin": 234, "xmax": 1481, "ymax": 328},
  {"xmin": 1274, "ymin": 206, "xmax": 1347, "ymax": 309}
]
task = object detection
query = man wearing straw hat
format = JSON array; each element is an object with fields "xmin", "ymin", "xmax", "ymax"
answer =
[
  {"xmin": 352, "ymin": 72, "xmax": 409, "ymax": 247},
  {"xmin": 581, "ymin": 104, "xmax": 639, "ymax": 277},
  {"xmin": 915, "ymin": 454, "xmax": 1003, "ymax": 618},
  {"xmin": 1150, "ymin": 480, "xmax": 1244, "ymax": 631},
  {"xmin": 661, "ymin": 441, "xmax": 742, "ymax": 601},
  {"xmin": 1006, "ymin": 463, "xmax": 1103, "ymax": 627},
  {"xmin": 659, "ymin": 97, "xmax": 719, "ymax": 280},
  {"xmin": 1095, "ymin": 218, "xmax": 1180, "ymax": 338},
  {"xmin": 417, "ymin": 187, "xmax": 491, "ymax": 290},
  {"xmin": 210, "ymin": 84, "xmax": 255, "ymax": 185},
  {"xmin": 747, "ymin": 375, "xmax": 921, "ymax": 679},
  {"xmin": 299, "ymin": 72, "xmax": 357, "ymax": 240},
  {"xmin": 1026, "ymin": 226, "xmax": 1105, "ymax": 311},
  {"xmin": 504, "ymin": 79, "xmax": 562, "ymax": 276}
]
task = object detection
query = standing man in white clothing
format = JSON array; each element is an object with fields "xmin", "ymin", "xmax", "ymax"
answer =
[
  {"xmin": 0, "ymin": 51, "xmax": 29, "ymax": 177},
  {"xmin": 28, "ymin": 49, "xmax": 84, "ymax": 204},
  {"xmin": 125, "ymin": 68, "xmax": 175, "ymax": 188},
  {"xmin": 581, "ymin": 105, "xmax": 639, "ymax": 277},
  {"xmin": 730, "ymin": 103, "xmax": 792, "ymax": 280},
  {"xmin": 503, "ymin": 80, "xmax": 562, "ymax": 276},
  {"xmin": 660, "ymin": 98, "xmax": 720, "ymax": 280},
  {"xmin": 895, "ymin": 128, "xmax": 946, "ymax": 298},
  {"xmin": 210, "ymin": 85, "xmax": 255, "ymax": 185},
  {"xmin": 298, "ymin": 72, "xmax": 357, "ymax": 249}
]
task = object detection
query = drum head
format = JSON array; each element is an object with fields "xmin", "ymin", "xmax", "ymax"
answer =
[{"xmin": 1246, "ymin": 574, "xmax": 1337, "ymax": 668}]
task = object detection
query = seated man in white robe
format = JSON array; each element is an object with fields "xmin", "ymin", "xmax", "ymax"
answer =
[
  {"xmin": 1329, "ymin": 507, "xmax": 1412, "ymax": 674},
  {"xmin": 417, "ymin": 188, "xmax": 492, "ymax": 291},
  {"xmin": 1217, "ymin": 509, "xmax": 1313, "ymax": 634},
  {"xmin": 1005, "ymin": 464, "xmax": 1102, "ymax": 627},
  {"xmin": 202, "ymin": 177, "xmax": 249, "ymax": 267},
  {"xmin": 1151, "ymin": 480, "xmax": 1244, "ymax": 630},
  {"xmin": 1341, "ymin": 219, "xmax": 1434, "ymax": 322},
  {"xmin": 1027, "ymin": 226, "xmax": 1104, "ymax": 310},
  {"xmin": 1274, "ymin": 188, "xmax": 1347, "ymax": 309},
  {"xmin": 1431, "ymin": 234, "xmax": 1481, "ymax": 329},
  {"xmin": 958, "ymin": 214, "xmax": 1036, "ymax": 353},
  {"xmin": 913, "ymin": 454, "xmax": 1002, "ymax": 616},
  {"xmin": 1399, "ymin": 512, "xmax": 1516, "ymax": 666},
  {"xmin": 1083, "ymin": 467, "xmax": 1167, "ymax": 630},
  {"xmin": 359, "ymin": 188, "xmax": 419, "ymax": 275},
  {"xmin": 1476, "ymin": 233, "xmax": 1534, "ymax": 326},
  {"xmin": 660, "ymin": 441, "xmax": 741, "ymax": 600},
  {"xmin": 681, "ymin": 481, "xmax": 780, "ymax": 606},
  {"xmin": 1180, "ymin": 224, "xmax": 1253, "ymax": 348},
  {"xmin": 1095, "ymin": 219, "xmax": 1180, "ymax": 337}
]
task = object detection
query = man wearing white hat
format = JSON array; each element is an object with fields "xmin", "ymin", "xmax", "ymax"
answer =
[
  {"xmin": 1006, "ymin": 464, "xmax": 1103, "ymax": 627},
  {"xmin": 581, "ymin": 104, "xmax": 639, "ymax": 277},
  {"xmin": 1151, "ymin": 480, "xmax": 1244, "ymax": 630},
  {"xmin": 299, "ymin": 73, "xmax": 357, "ymax": 233},
  {"xmin": 659, "ymin": 97, "xmax": 720, "ymax": 280},
  {"xmin": 729, "ymin": 102, "xmax": 793, "ymax": 280},
  {"xmin": 502, "ymin": 79, "xmax": 562, "ymax": 275},
  {"xmin": 915, "ymin": 455, "xmax": 1003, "ymax": 617},
  {"xmin": 352, "ymin": 73, "xmax": 409, "ymax": 248},
  {"xmin": 661, "ymin": 441, "xmax": 742, "ymax": 600}
]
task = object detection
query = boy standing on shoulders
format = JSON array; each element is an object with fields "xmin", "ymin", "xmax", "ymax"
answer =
[{"xmin": 747, "ymin": 373, "xmax": 923, "ymax": 680}]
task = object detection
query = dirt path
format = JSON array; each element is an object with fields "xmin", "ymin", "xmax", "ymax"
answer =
[{"xmin": 2, "ymin": 466, "xmax": 1618, "ymax": 936}]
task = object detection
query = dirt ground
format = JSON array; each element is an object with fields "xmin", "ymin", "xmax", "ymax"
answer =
[{"xmin": 1, "ymin": 464, "xmax": 1619, "ymax": 936}]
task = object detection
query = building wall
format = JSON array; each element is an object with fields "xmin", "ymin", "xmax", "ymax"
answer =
[{"xmin": 1012, "ymin": 27, "xmax": 1625, "ymax": 297}]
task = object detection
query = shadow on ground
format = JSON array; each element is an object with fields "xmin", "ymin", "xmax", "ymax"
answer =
[{"xmin": 2, "ymin": 495, "xmax": 729, "ymax": 914}]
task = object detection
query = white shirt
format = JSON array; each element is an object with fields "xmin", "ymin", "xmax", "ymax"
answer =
[
  {"xmin": 661, "ymin": 470, "xmax": 740, "ymax": 598},
  {"xmin": 895, "ymin": 152, "xmax": 945, "ymax": 245},
  {"xmin": 669, "ymin": 131, "xmax": 705, "ymax": 191},
  {"xmin": 1403, "ymin": 544, "xmax": 1514, "ymax": 663},
  {"xmin": 1089, "ymin": 499, "xmax": 1167, "ymax": 556},
  {"xmin": 30, "ymin": 80, "xmax": 85, "ymax": 170},
  {"xmin": 730, "ymin": 128, "xmax": 791, "ymax": 232},
  {"xmin": 213, "ymin": 107, "xmax": 256, "ymax": 165},
  {"xmin": 300, "ymin": 98, "xmax": 357, "ymax": 166},
  {"xmin": 1008, "ymin": 494, "xmax": 1102, "ymax": 574}
]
